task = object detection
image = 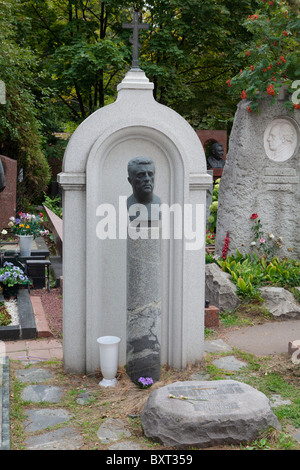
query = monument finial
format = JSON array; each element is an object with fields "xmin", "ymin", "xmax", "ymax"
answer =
[{"xmin": 122, "ymin": 11, "xmax": 149, "ymax": 70}]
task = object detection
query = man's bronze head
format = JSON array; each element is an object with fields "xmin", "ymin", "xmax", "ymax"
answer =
[{"xmin": 127, "ymin": 157, "xmax": 155, "ymax": 203}]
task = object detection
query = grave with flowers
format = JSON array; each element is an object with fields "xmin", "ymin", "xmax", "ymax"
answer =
[
  {"xmin": 0, "ymin": 211, "xmax": 52, "ymax": 340},
  {"xmin": 203, "ymin": 90, "xmax": 300, "ymax": 319},
  {"xmin": 215, "ymin": 89, "xmax": 300, "ymax": 260}
]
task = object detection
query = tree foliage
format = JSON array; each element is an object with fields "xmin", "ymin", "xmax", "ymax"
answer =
[
  {"xmin": 0, "ymin": 0, "xmax": 51, "ymax": 209},
  {"xmin": 226, "ymin": 0, "xmax": 300, "ymax": 113},
  {"xmin": 15, "ymin": 0, "xmax": 263, "ymax": 129},
  {"xmin": 0, "ymin": 0, "xmax": 298, "ymax": 211}
]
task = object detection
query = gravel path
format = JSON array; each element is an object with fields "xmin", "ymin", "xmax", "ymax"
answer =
[{"xmin": 30, "ymin": 288, "xmax": 63, "ymax": 339}]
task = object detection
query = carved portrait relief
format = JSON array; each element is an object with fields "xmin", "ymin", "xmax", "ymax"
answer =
[{"xmin": 264, "ymin": 117, "xmax": 299, "ymax": 162}]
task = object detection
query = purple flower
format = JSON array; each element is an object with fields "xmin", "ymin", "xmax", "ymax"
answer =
[{"xmin": 137, "ymin": 377, "xmax": 154, "ymax": 389}]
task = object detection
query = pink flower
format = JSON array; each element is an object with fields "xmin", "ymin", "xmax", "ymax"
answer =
[{"xmin": 260, "ymin": 238, "xmax": 266, "ymax": 244}]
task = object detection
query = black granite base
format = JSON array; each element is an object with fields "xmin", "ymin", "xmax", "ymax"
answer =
[{"xmin": 0, "ymin": 289, "xmax": 37, "ymax": 341}]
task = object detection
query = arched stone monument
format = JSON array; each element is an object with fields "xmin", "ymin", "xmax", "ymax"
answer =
[{"xmin": 58, "ymin": 68, "xmax": 211, "ymax": 374}]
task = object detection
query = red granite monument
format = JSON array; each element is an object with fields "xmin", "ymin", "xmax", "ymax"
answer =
[{"xmin": 0, "ymin": 155, "xmax": 17, "ymax": 229}]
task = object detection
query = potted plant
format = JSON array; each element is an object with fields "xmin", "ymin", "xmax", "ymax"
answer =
[
  {"xmin": 8, "ymin": 212, "xmax": 49, "ymax": 257},
  {"xmin": 0, "ymin": 262, "xmax": 29, "ymax": 299}
]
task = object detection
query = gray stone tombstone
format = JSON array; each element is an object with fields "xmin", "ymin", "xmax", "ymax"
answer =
[
  {"xmin": 58, "ymin": 68, "xmax": 211, "ymax": 374},
  {"xmin": 216, "ymin": 92, "xmax": 300, "ymax": 259},
  {"xmin": 141, "ymin": 380, "xmax": 281, "ymax": 448}
]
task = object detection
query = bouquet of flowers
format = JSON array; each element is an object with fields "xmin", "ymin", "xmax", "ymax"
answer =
[
  {"xmin": 137, "ymin": 377, "xmax": 154, "ymax": 389},
  {"xmin": 8, "ymin": 212, "xmax": 49, "ymax": 239},
  {"xmin": 0, "ymin": 262, "xmax": 29, "ymax": 287}
]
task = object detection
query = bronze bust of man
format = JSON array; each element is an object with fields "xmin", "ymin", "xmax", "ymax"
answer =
[
  {"xmin": 207, "ymin": 142, "xmax": 225, "ymax": 169},
  {"xmin": 127, "ymin": 157, "xmax": 161, "ymax": 221}
]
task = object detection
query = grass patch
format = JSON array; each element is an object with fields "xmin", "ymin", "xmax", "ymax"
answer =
[{"xmin": 219, "ymin": 301, "xmax": 271, "ymax": 329}]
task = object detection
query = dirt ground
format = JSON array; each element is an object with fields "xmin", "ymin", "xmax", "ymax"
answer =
[{"xmin": 13, "ymin": 288, "xmax": 299, "ymax": 451}]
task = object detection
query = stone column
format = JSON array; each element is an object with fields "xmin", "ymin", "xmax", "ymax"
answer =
[
  {"xmin": 57, "ymin": 172, "xmax": 86, "ymax": 373},
  {"xmin": 126, "ymin": 224, "xmax": 161, "ymax": 383}
]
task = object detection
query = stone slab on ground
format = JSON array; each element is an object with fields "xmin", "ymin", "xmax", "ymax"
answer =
[
  {"xmin": 286, "ymin": 425, "xmax": 300, "ymax": 443},
  {"xmin": 15, "ymin": 368, "xmax": 54, "ymax": 383},
  {"xmin": 97, "ymin": 418, "xmax": 131, "ymax": 444},
  {"xmin": 0, "ymin": 356, "xmax": 9, "ymax": 450},
  {"xmin": 24, "ymin": 426, "xmax": 83, "ymax": 450},
  {"xmin": 141, "ymin": 380, "xmax": 281, "ymax": 448},
  {"xmin": 269, "ymin": 394, "xmax": 292, "ymax": 408},
  {"xmin": 204, "ymin": 339, "xmax": 232, "ymax": 353},
  {"xmin": 23, "ymin": 408, "xmax": 74, "ymax": 432},
  {"xmin": 21, "ymin": 385, "xmax": 64, "ymax": 403},
  {"xmin": 108, "ymin": 440, "xmax": 144, "ymax": 451},
  {"xmin": 212, "ymin": 355, "xmax": 247, "ymax": 371}
]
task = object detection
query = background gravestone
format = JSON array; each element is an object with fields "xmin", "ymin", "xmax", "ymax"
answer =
[
  {"xmin": 215, "ymin": 92, "xmax": 300, "ymax": 260},
  {"xmin": 0, "ymin": 155, "xmax": 17, "ymax": 230}
]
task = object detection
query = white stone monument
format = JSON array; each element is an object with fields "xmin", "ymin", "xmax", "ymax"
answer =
[
  {"xmin": 58, "ymin": 67, "xmax": 211, "ymax": 374},
  {"xmin": 216, "ymin": 91, "xmax": 300, "ymax": 260}
]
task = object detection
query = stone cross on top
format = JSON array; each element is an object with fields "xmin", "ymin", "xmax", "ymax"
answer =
[{"xmin": 123, "ymin": 11, "xmax": 149, "ymax": 70}]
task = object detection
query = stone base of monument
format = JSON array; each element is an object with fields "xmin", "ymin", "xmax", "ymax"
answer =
[{"xmin": 141, "ymin": 380, "xmax": 281, "ymax": 448}]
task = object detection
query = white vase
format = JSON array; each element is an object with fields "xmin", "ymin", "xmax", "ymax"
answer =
[
  {"xmin": 97, "ymin": 336, "xmax": 120, "ymax": 387},
  {"xmin": 18, "ymin": 234, "xmax": 33, "ymax": 257}
]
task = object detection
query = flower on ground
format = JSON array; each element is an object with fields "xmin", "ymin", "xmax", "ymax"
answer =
[
  {"xmin": 250, "ymin": 241, "xmax": 256, "ymax": 246},
  {"xmin": 222, "ymin": 232, "xmax": 230, "ymax": 260},
  {"xmin": 137, "ymin": 377, "xmax": 153, "ymax": 389},
  {"xmin": 250, "ymin": 213, "xmax": 258, "ymax": 219},
  {"xmin": 260, "ymin": 238, "xmax": 266, "ymax": 244},
  {"xmin": 1, "ymin": 229, "xmax": 7, "ymax": 235}
]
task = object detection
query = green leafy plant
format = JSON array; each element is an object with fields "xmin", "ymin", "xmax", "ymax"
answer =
[
  {"xmin": 207, "ymin": 178, "xmax": 220, "ymax": 235},
  {"xmin": 218, "ymin": 249, "xmax": 300, "ymax": 300},
  {"xmin": 43, "ymin": 193, "xmax": 62, "ymax": 218}
]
